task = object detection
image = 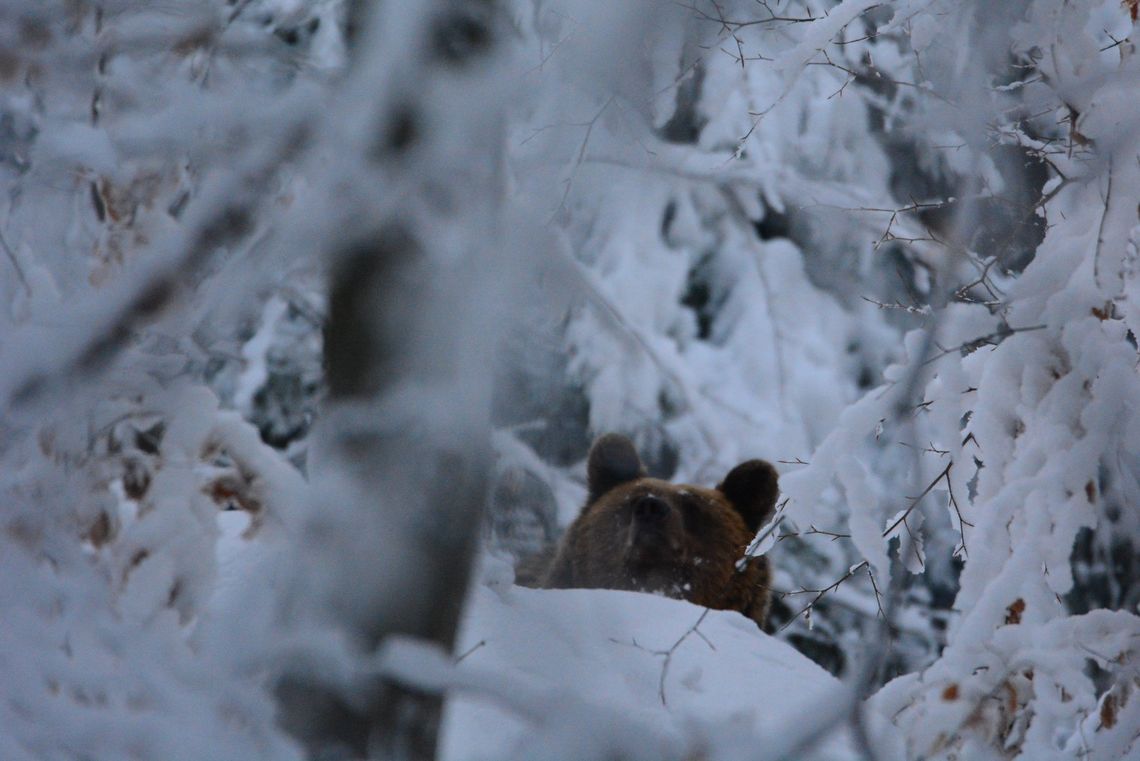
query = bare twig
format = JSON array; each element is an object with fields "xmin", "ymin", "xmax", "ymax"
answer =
[
  {"xmin": 196, "ymin": 0, "xmax": 258, "ymax": 88},
  {"xmin": 676, "ymin": 0, "xmax": 818, "ymax": 29},
  {"xmin": 861, "ymin": 296, "xmax": 932, "ymax": 316},
  {"xmin": 1093, "ymin": 154, "xmax": 1115, "ymax": 292},
  {"xmin": 852, "ymin": 197, "xmax": 956, "ymax": 252},
  {"xmin": 867, "ymin": 566, "xmax": 885, "ymax": 618},
  {"xmin": 779, "ymin": 560, "xmax": 869, "ymax": 632},
  {"xmin": 896, "ymin": 440, "xmax": 950, "ymax": 457},
  {"xmin": 881, "ymin": 461, "xmax": 954, "ymax": 540},
  {"xmin": 731, "ymin": 2, "xmax": 886, "ymax": 156},
  {"xmin": 777, "ymin": 524, "xmax": 851, "ymax": 542},
  {"xmin": 1099, "ymin": 32, "xmax": 1130, "ymax": 53},
  {"xmin": 455, "ymin": 640, "xmax": 487, "ymax": 664},
  {"xmin": 607, "ymin": 606, "xmax": 715, "ymax": 707},
  {"xmin": 0, "ymin": 222, "xmax": 30, "ymax": 296},
  {"xmin": 921, "ymin": 324, "xmax": 1047, "ymax": 366},
  {"xmin": 656, "ymin": 608, "xmax": 713, "ymax": 707},
  {"xmin": 809, "ymin": 48, "xmax": 954, "ymax": 106},
  {"xmin": 946, "ymin": 471, "xmax": 969, "ymax": 558},
  {"xmin": 551, "ymin": 96, "xmax": 614, "ymax": 223}
]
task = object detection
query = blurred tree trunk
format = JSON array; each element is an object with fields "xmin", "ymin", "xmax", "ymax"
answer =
[{"xmin": 277, "ymin": 2, "xmax": 504, "ymax": 759}]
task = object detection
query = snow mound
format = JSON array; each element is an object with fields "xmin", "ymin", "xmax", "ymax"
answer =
[
  {"xmin": 211, "ymin": 514, "xmax": 860, "ymax": 760},
  {"xmin": 442, "ymin": 577, "xmax": 858, "ymax": 760}
]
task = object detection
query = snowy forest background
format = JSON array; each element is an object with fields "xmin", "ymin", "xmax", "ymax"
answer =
[{"xmin": 1, "ymin": 0, "xmax": 1138, "ymax": 759}]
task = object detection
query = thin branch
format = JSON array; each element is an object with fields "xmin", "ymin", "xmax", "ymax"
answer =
[
  {"xmin": 777, "ymin": 524, "xmax": 851, "ymax": 542},
  {"xmin": 946, "ymin": 470, "xmax": 970, "ymax": 558},
  {"xmin": 881, "ymin": 460, "xmax": 953, "ymax": 540},
  {"xmin": 861, "ymin": 296, "xmax": 932, "ymax": 316},
  {"xmin": 921, "ymin": 324, "xmax": 1047, "ymax": 366},
  {"xmin": 866, "ymin": 565, "xmax": 885, "ymax": 618},
  {"xmin": 675, "ymin": 0, "xmax": 818, "ymax": 29},
  {"xmin": 607, "ymin": 607, "xmax": 715, "ymax": 708},
  {"xmin": 1093, "ymin": 154, "xmax": 1114, "ymax": 292},
  {"xmin": 1099, "ymin": 32, "xmax": 1130, "ymax": 53},
  {"xmin": 656, "ymin": 608, "xmax": 713, "ymax": 707},
  {"xmin": 808, "ymin": 48, "xmax": 954, "ymax": 106},
  {"xmin": 731, "ymin": 3, "xmax": 886, "ymax": 156},
  {"xmin": 850, "ymin": 323, "xmax": 941, "ymax": 761},
  {"xmin": 455, "ymin": 640, "xmax": 487, "ymax": 664},
  {"xmin": 896, "ymin": 440, "xmax": 950, "ymax": 456},
  {"xmin": 779, "ymin": 560, "xmax": 869, "ymax": 632},
  {"xmin": 551, "ymin": 96, "xmax": 614, "ymax": 223},
  {"xmin": 196, "ymin": 0, "xmax": 257, "ymax": 88},
  {"xmin": 0, "ymin": 222, "xmax": 30, "ymax": 296}
]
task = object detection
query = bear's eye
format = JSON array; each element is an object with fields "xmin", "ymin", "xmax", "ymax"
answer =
[{"xmin": 679, "ymin": 495, "xmax": 706, "ymax": 530}]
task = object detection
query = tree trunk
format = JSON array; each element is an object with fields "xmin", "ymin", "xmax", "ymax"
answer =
[{"xmin": 276, "ymin": 3, "xmax": 506, "ymax": 759}]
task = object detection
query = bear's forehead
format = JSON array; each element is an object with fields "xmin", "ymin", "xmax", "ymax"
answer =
[
  {"xmin": 610, "ymin": 478, "xmax": 722, "ymax": 504},
  {"xmin": 596, "ymin": 478, "xmax": 749, "ymax": 539}
]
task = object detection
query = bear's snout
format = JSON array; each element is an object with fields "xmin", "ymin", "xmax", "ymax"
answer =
[
  {"xmin": 627, "ymin": 494, "xmax": 684, "ymax": 558},
  {"xmin": 632, "ymin": 494, "xmax": 669, "ymax": 522}
]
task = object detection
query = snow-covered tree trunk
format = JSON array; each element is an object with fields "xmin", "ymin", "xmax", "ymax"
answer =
[{"xmin": 273, "ymin": 2, "xmax": 508, "ymax": 759}]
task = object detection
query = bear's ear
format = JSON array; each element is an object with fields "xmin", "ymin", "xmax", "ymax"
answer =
[
  {"xmin": 716, "ymin": 460, "xmax": 779, "ymax": 533},
  {"xmin": 586, "ymin": 433, "xmax": 645, "ymax": 503}
]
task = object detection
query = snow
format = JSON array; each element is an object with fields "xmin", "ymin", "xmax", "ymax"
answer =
[
  {"xmin": 1, "ymin": 0, "xmax": 1139, "ymax": 759},
  {"xmin": 204, "ymin": 525, "xmax": 864, "ymax": 760},
  {"xmin": 442, "ymin": 574, "xmax": 859, "ymax": 761}
]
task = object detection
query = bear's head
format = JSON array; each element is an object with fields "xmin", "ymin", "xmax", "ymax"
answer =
[{"xmin": 543, "ymin": 433, "xmax": 779, "ymax": 627}]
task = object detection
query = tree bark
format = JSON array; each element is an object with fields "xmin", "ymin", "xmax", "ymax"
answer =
[{"xmin": 276, "ymin": 3, "xmax": 506, "ymax": 759}]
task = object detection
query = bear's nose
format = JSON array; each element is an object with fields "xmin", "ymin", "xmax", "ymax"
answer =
[{"xmin": 633, "ymin": 495, "xmax": 669, "ymax": 522}]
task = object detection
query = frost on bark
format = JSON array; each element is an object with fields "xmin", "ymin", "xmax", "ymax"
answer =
[{"xmin": 274, "ymin": 2, "xmax": 505, "ymax": 759}]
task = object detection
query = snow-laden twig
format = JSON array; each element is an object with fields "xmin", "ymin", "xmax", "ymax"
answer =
[
  {"xmin": 6, "ymin": 119, "xmax": 312, "ymax": 411},
  {"xmin": 720, "ymin": 186, "xmax": 791, "ymax": 416},
  {"xmin": 551, "ymin": 241, "xmax": 752, "ymax": 454},
  {"xmin": 921, "ymin": 324, "xmax": 1046, "ymax": 366},
  {"xmin": 734, "ymin": 0, "xmax": 886, "ymax": 155},
  {"xmin": 861, "ymin": 296, "xmax": 932, "ymax": 316}
]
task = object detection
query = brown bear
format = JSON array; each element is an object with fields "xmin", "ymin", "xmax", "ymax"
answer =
[{"xmin": 521, "ymin": 433, "xmax": 779, "ymax": 628}]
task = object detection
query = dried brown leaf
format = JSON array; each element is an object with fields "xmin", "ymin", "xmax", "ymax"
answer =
[{"xmin": 1100, "ymin": 692, "xmax": 1118, "ymax": 730}]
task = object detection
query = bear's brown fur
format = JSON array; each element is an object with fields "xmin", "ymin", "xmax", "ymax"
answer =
[{"xmin": 528, "ymin": 433, "xmax": 779, "ymax": 628}]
